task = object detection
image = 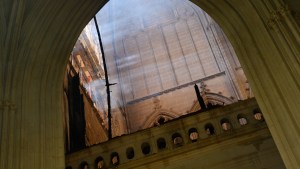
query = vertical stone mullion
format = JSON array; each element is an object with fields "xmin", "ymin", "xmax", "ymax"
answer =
[
  {"xmin": 14, "ymin": 106, "xmax": 21, "ymax": 169},
  {"xmin": 0, "ymin": 103, "xmax": 19, "ymax": 169},
  {"xmin": 260, "ymin": 0, "xmax": 300, "ymax": 84},
  {"xmin": 7, "ymin": 106, "xmax": 16, "ymax": 169},
  {"xmin": 208, "ymin": 16, "xmax": 244, "ymax": 100},
  {"xmin": 275, "ymin": 9, "xmax": 300, "ymax": 82},
  {"xmin": 0, "ymin": 103, "xmax": 9, "ymax": 169}
]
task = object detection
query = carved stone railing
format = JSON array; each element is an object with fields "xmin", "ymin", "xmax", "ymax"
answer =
[{"xmin": 65, "ymin": 98, "xmax": 267, "ymax": 169}]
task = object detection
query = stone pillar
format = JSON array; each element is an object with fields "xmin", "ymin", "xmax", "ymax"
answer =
[
  {"xmin": 0, "ymin": 0, "xmax": 108, "ymax": 168},
  {"xmin": 191, "ymin": 0, "xmax": 300, "ymax": 168}
]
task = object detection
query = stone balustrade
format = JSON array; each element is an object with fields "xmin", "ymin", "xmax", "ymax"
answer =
[{"xmin": 66, "ymin": 98, "xmax": 268, "ymax": 169}]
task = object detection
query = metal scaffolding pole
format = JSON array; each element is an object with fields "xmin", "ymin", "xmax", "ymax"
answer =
[
  {"xmin": 194, "ymin": 84, "xmax": 207, "ymax": 112},
  {"xmin": 94, "ymin": 16, "xmax": 112, "ymax": 140}
]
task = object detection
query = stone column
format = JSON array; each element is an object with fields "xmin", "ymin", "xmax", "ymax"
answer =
[
  {"xmin": 0, "ymin": 0, "xmax": 108, "ymax": 168},
  {"xmin": 191, "ymin": 0, "xmax": 300, "ymax": 168}
]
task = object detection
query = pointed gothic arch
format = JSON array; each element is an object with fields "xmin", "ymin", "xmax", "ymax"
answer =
[
  {"xmin": 190, "ymin": 92, "xmax": 234, "ymax": 112},
  {"xmin": 143, "ymin": 110, "xmax": 179, "ymax": 129},
  {"xmin": 1, "ymin": 0, "xmax": 300, "ymax": 168}
]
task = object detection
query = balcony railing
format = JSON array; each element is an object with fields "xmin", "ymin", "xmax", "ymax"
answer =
[{"xmin": 66, "ymin": 98, "xmax": 267, "ymax": 169}]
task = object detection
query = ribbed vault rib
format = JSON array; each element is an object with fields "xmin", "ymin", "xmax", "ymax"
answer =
[{"xmin": 0, "ymin": 0, "xmax": 108, "ymax": 168}]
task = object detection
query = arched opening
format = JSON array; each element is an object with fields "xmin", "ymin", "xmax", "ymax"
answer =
[
  {"xmin": 204, "ymin": 123, "xmax": 215, "ymax": 135},
  {"xmin": 143, "ymin": 111, "xmax": 178, "ymax": 129},
  {"xmin": 153, "ymin": 116, "xmax": 169, "ymax": 127},
  {"xmin": 95, "ymin": 156, "xmax": 105, "ymax": 169},
  {"xmin": 110, "ymin": 152, "xmax": 120, "ymax": 166},
  {"xmin": 253, "ymin": 108, "xmax": 264, "ymax": 121},
  {"xmin": 237, "ymin": 114, "xmax": 248, "ymax": 126},
  {"xmin": 220, "ymin": 118, "xmax": 232, "ymax": 131},
  {"xmin": 157, "ymin": 137, "xmax": 167, "ymax": 150},
  {"xmin": 157, "ymin": 117, "xmax": 166, "ymax": 125},
  {"xmin": 2, "ymin": 0, "xmax": 299, "ymax": 168},
  {"xmin": 63, "ymin": 0, "xmax": 252, "ymax": 152},
  {"xmin": 141, "ymin": 142, "xmax": 151, "ymax": 155},
  {"xmin": 172, "ymin": 133, "xmax": 184, "ymax": 146},
  {"xmin": 126, "ymin": 147, "xmax": 135, "ymax": 159},
  {"xmin": 80, "ymin": 161, "xmax": 89, "ymax": 169},
  {"xmin": 188, "ymin": 128, "xmax": 199, "ymax": 142}
]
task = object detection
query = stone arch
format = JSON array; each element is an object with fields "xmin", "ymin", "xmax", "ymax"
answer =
[
  {"xmin": 143, "ymin": 110, "xmax": 179, "ymax": 129},
  {"xmin": 1, "ymin": 0, "xmax": 300, "ymax": 168},
  {"xmin": 190, "ymin": 92, "xmax": 234, "ymax": 112},
  {"xmin": 0, "ymin": 1, "xmax": 109, "ymax": 168},
  {"xmin": 188, "ymin": 1, "xmax": 300, "ymax": 168}
]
